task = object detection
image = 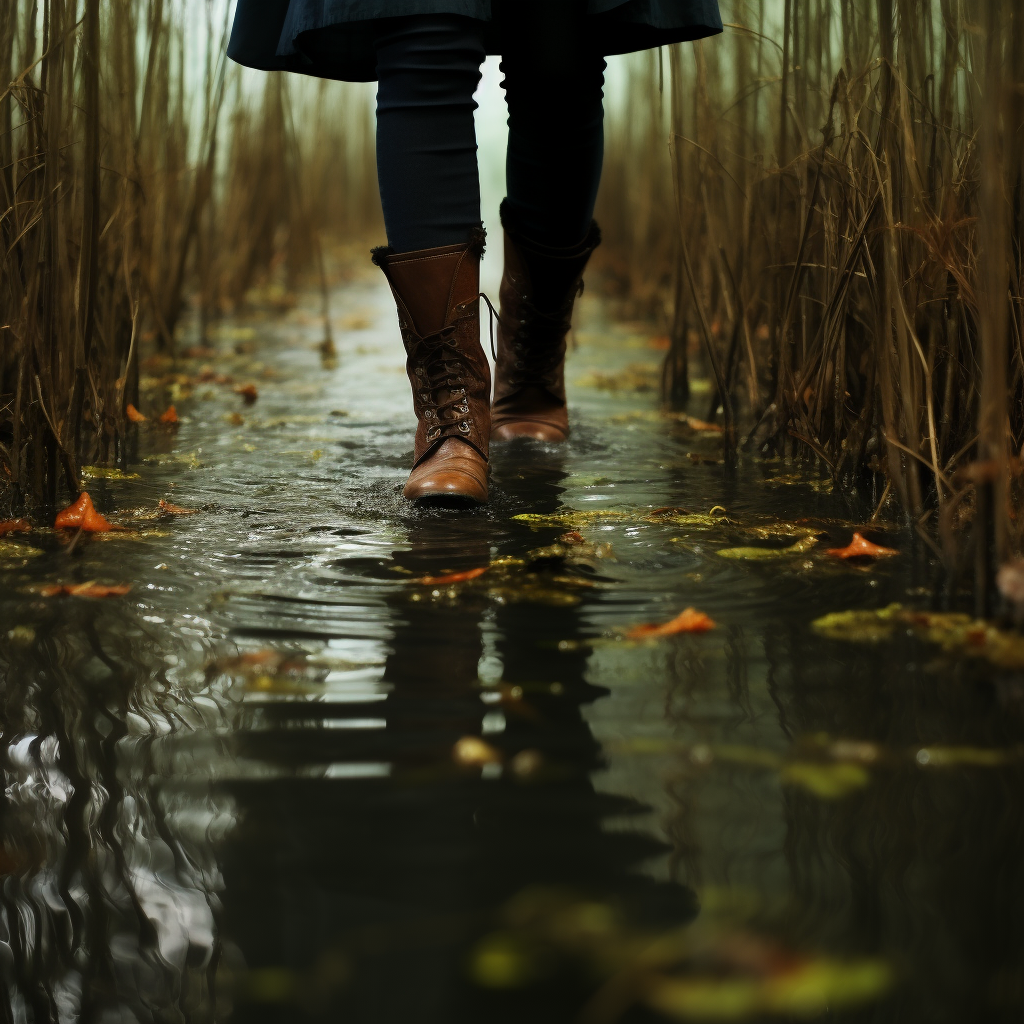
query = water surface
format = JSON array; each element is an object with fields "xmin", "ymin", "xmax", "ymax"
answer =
[{"xmin": 0, "ymin": 275, "xmax": 1020, "ymax": 1023}]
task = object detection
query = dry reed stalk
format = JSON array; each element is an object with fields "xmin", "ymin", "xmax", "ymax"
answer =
[
  {"xmin": 1, "ymin": 2, "xmax": 379, "ymax": 509},
  {"xmin": 598, "ymin": 0, "xmax": 1024, "ymax": 596}
]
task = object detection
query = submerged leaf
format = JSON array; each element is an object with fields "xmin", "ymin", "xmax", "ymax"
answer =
[
  {"xmin": 0, "ymin": 520, "xmax": 30, "ymax": 536},
  {"xmin": 417, "ymin": 567, "xmax": 488, "ymax": 586},
  {"xmin": 780, "ymin": 761, "xmax": 871, "ymax": 799},
  {"xmin": 126, "ymin": 403, "xmax": 147, "ymax": 423},
  {"xmin": 827, "ymin": 532, "xmax": 898, "ymax": 559},
  {"xmin": 159, "ymin": 499, "xmax": 199, "ymax": 515},
  {"xmin": 626, "ymin": 608, "xmax": 716, "ymax": 639},
  {"xmin": 38, "ymin": 582, "xmax": 131, "ymax": 599},
  {"xmin": 159, "ymin": 405, "xmax": 179, "ymax": 424},
  {"xmin": 811, "ymin": 605, "xmax": 903, "ymax": 642},
  {"xmin": 914, "ymin": 745, "xmax": 1016, "ymax": 767},
  {"xmin": 55, "ymin": 492, "xmax": 115, "ymax": 532},
  {"xmin": 235, "ymin": 383, "xmax": 259, "ymax": 403}
]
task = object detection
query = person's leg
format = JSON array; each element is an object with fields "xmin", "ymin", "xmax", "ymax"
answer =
[
  {"xmin": 375, "ymin": 16, "xmax": 485, "ymax": 253},
  {"xmin": 490, "ymin": 3, "xmax": 605, "ymax": 441},
  {"xmin": 499, "ymin": 2, "xmax": 606, "ymax": 255},
  {"xmin": 372, "ymin": 16, "xmax": 492, "ymax": 504}
]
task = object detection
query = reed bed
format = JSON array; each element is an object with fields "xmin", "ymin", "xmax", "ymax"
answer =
[
  {"xmin": 598, "ymin": 0, "xmax": 1024, "ymax": 604},
  {"xmin": 0, "ymin": 1, "xmax": 378, "ymax": 508}
]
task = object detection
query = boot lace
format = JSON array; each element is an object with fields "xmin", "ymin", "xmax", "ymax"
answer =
[
  {"xmin": 507, "ymin": 293, "xmax": 577, "ymax": 389},
  {"xmin": 410, "ymin": 326, "xmax": 481, "ymax": 444}
]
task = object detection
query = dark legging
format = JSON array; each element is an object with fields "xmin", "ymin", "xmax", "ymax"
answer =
[{"xmin": 375, "ymin": 7, "xmax": 606, "ymax": 254}]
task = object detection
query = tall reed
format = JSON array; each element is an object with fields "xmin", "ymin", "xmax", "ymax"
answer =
[
  {"xmin": 0, "ymin": 1, "xmax": 378, "ymax": 508},
  {"xmin": 598, "ymin": 0, "xmax": 1024, "ymax": 601}
]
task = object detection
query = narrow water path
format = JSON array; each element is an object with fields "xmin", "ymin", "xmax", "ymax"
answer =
[{"xmin": 0, "ymin": 274, "xmax": 1021, "ymax": 1022}]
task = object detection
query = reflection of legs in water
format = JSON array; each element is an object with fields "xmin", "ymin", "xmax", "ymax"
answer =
[{"xmin": 218, "ymin": 470, "xmax": 697, "ymax": 1021}]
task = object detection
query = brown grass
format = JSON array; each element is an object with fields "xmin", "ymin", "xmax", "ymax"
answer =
[
  {"xmin": 0, "ymin": 1, "xmax": 379, "ymax": 507},
  {"xmin": 597, "ymin": 0, "xmax": 1024, "ymax": 603}
]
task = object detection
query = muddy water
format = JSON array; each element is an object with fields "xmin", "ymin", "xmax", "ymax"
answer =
[{"xmin": 0, "ymin": 274, "xmax": 1022, "ymax": 1023}]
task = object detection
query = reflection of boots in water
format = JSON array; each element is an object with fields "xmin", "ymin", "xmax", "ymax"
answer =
[
  {"xmin": 491, "ymin": 203, "xmax": 601, "ymax": 442},
  {"xmin": 373, "ymin": 234, "xmax": 491, "ymax": 505}
]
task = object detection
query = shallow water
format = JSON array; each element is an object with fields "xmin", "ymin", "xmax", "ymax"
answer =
[{"xmin": 0, "ymin": 275, "xmax": 1021, "ymax": 1023}]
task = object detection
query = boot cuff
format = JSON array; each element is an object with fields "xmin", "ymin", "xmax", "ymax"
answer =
[
  {"xmin": 499, "ymin": 199, "xmax": 601, "ymax": 256},
  {"xmin": 371, "ymin": 225, "xmax": 486, "ymax": 267}
]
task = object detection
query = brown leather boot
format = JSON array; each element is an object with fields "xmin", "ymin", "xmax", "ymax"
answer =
[
  {"xmin": 373, "ymin": 233, "xmax": 490, "ymax": 504},
  {"xmin": 491, "ymin": 212, "xmax": 601, "ymax": 442}
]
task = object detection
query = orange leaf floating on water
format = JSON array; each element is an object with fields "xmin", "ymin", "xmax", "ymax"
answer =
[
  {"xmin": 416, "ymin": 567, "xmax": 488, "ymax": 586},
  {"xmin": 559, "ymin": 531, "xmax": 586, "ymax": 545},
  {"xmin": 39, "ymin": 582, "xmax": 131, "ymax": 598},
  {"xmin": 626, "ymin": 607, "xmax": 716, "ymax": 640},
  {"xmin": 126, "ymin": 404, "xmax": 147, "ymax": 423},
  {"xmin": 235, "ymin": 383, "xmax": 259, "ymax": 404},
  {"xmin": 0, "ymin": 519, "xmax": 30, "ymax": 536},
  {"xmin": 159, "ymin": 405, "xmax": 179, "ymax": 424},
  {"xmin": 55, "ymin": 492, "xmax": 114, "ymax": 532},
  {"xmin": 159, "ymin": 499, "xmax": 198, "ymax": 515},
  {"xmin": 827, "ymin": 532, "xmax": 898, "ymax": 559}
]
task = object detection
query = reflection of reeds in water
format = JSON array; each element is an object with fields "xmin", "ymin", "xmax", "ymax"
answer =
[
  {"xmin": 1, "ymin": 2, "xmax": 378, "ymax": 506},
  {"xmin": 598, "ymin": 1, "xmax": 1024, "ymax": 596}
]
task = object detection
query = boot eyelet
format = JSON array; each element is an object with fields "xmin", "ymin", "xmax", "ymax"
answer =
[
  {"xmin": 515, "ymin": 360, "xmax": 524, "ymax": 370},
  {"xmin": 424, "ymin": 409, "xmax": 434, "ymax": 419},
  {"xmin": 427, "ymin": 427, "xmax": 441, "ymax": 441},
  {"xmin": 458, "ymin": 421, "xmax": 471, "ymax": 435}
]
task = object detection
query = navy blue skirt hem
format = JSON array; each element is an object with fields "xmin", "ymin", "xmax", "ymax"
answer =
[{"xmin": 227, "ymin": 1, "xmax": 723, "ymax": 82}]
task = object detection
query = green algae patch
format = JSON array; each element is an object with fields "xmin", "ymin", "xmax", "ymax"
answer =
[
  {"xmin": 812, "ymin": 603, "xmax": 1024, "ymax": 668},
  {"xmin": 647, "ymin": 958, "xmax": 893, "ymax": 1020},
  {"xmin": 82, "ymin": 465, "xmax": 142, "ymax": 481}
]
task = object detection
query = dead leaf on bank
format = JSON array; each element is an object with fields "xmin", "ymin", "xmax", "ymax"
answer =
[
  {"xmin": 126, "ymin": 404, "xmax": 147, "ymax": 423},
  {"xmin": 417, "ymin": 567, "xmax": 488, "ymax": 586},
  {"xmin": 38, "ymin": 582, "xmax": 131, "ymax": 599},
  {"xmin": 827, "ymin": 532, "xmax": 899, "ymax": 559},
  {"xmin": 159, "ymin": 499, "xmax": 199, "ymax": 516},
  {"xmin": 626, "ymin": 607, "xmax": 716, "ymax": 640},
  {"xmin": 0, "ymin": 520, "xmax": 30, "ymax": 536},
  {"xmin": 159, "ymin": 405, "xmax": 179, "ymax": 425},
  {"xmin": 235, "ymin": 383, "xmax": 259, "ymax": 404},
  {"xmin": 55, "ymin": 492, "xmax": 116, "ymax": 532}
]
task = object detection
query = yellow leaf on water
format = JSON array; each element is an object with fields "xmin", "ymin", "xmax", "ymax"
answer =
[
  {"xmin": 780, "ymin": 761, "xmax": 871, "ymax": 799},
  {"xmin": 718, "ymin": 536, "xmax": 818, "ymax": 560},
  {"xmin": 762, "ymin": 959, "xmax": 893, "ymax": 1016}
]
